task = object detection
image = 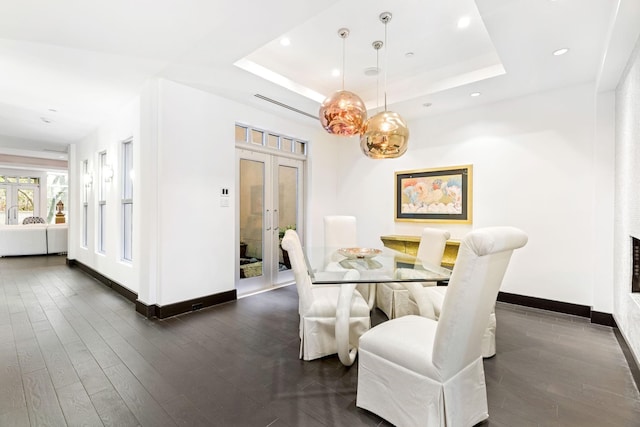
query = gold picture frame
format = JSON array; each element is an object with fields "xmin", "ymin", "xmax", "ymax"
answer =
[{"xmin": 395, "ymin": 164, "xmax": 472, "ymax": 223}]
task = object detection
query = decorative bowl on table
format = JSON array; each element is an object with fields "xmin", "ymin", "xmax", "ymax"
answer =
[{"xmin": 338, "ymin": 247, "xmax": 382, "ymax": 260}]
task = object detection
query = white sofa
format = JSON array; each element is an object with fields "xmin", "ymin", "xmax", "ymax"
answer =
[
  {"xmin": 0, "ymin": 224, "xmax": 68, "ymax": 256},
  {"xmin": 46, "ymin": 224, "xmax": 68, "ymax": 255}
]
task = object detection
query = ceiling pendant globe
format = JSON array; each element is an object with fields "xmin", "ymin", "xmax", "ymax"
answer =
[
  {"xmin": 319, "ymin": 90, "xmax": 367, "ymax": 136},
  {"xmin": 360, "ymin": 111, "xmax": 409, "ymax": 158}
]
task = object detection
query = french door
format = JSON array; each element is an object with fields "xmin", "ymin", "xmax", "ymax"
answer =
[
  {"xmin": 237, "ymin": 149, "xmax": 304, "ymax": 296},
  {"xmin": 0, "ymin": 184, "xmax": 39, "ymax": 225}
]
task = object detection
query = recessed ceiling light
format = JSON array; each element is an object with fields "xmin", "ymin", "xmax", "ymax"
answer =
[
  {"xmin": 364, "ymin": 67, "xmax": 380, "ymax": 76},
  {"xmin": 553, "ymin": 48, "xmax": 569, "ymax": 56},
  {"xmin": 470, "ymin": 92, "xmax": 481, "ymax": 97},
  {"xmin": 40, "ymin": 117, "xmax": 52, "ymax": 123},
  {"xmin": 331, "ymin": 68, "xmax": 340, "ymax": 77},
  {"xmin": 405, "ymin": 52, "xmax": 414, "ymax": 58},
  {"xmin": 48, "ymin": 108, "xmax": 58, "ymax": 113},
  {"xmin": 280, "ymin": 37, "xmax": 291, "ymax": 47},
  {"xmin": 457, "ymin": 16, "xmax": 471, "ymax": 29},
  {"xmin": 423, "ymin": 102, "xmax": 433, "ymax": 107}
]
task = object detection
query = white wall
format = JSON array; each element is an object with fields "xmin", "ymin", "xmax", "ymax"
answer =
[
  {"xmin": 332, "ymin": 83, "xmax": 614, "ymax": 310},
  {"xmin": 71, "ymin": 98, "xmax": 141, "ymax": 293},
  {"xmin": 153, "ymin": 80, "xmax": 237, "ymax": 305},
  {"xmin": 594, "ymin": 91, "xmax": 616, "ymax": 313},
  {"xmin": 68, "ymin": 77, "xmax": 341, "ymax": 308},
  {"xmin": 614, "ymin": 34, "xmax": 640, "ymax": 364},
  {"xmin": 136, "ymin": 80, "xmax": 160, "ymax": 305},
  {"xmin": 305, "ymin": 132, "xmax": 347, "ymax": 248},
  {"xmin": 146, "ymin": 79, "xmax": 337, "ymax": 306}
]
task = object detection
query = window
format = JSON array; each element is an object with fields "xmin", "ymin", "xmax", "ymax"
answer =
[
  {"xmin": 0, "ymin": 174, "xmax": 40, "ymax": 224},
  {"xmin": 235, "ymin": 124, "xmax": 307, "ymax": 156},
  {"xmin": 235, "ymin": 125, "xmax": 247, "ymax": 142},
  {"xmin": 46, "ymin": 173, "xmax": 68, "ymax": 224},
  {"xmin": 98, "ymin": 152, "xmax": 107, "ymax": 254},
  {"xmin": 82, "ymin": 160, "xmax": 89, "ymax": 248},
  {"xmin": 122, "ymin": 139, "xmax": 133, "ymax": 262},
  {"xmin": 0, "ymin": 187, "xmax": 6, "ymax": 223}
]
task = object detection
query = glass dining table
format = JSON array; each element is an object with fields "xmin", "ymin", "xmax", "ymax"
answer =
[{"xmin": 304, "ymin": 246, "xmax": 453, "ymax": 366}]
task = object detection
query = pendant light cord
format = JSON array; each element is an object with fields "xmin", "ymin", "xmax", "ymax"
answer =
[
  {"xmin": 384, "ymin": 21, "xmax": 388, "ymax": 112},
  {"xmin": 376, "ymin": 46, "xmax": 380, "ymax": 113},
  {"xmin": 342, "ymin": 36, "xmax": 346, "ymax": 91}
]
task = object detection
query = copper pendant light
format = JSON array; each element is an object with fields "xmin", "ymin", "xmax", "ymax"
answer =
[
  {"xmin": 360, "ymin": 12, "xmax": 409, "ymax": 158},
  {"xmin": 319, "ymin": 28, "xmax": 367, "ymax": 137}
]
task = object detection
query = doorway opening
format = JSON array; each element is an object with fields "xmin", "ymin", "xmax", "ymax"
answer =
[
  {"xmin": 0, "ymin": 175, "xmax": 41, "ymax": 225},
  {"xmin": 235, "ymin": 124, "xmax": 306, "ymax": 297}
]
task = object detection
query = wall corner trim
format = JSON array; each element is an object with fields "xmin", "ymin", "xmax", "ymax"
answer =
[
  {"xmin": 66, "ymin": 258, "xmax": 237, "ymax": 319},
  {"xmin": 66, "ymin": 258, "xmax": 137, "ymax": 302},
  {"xmin": 135, "ymin": 290, "xmax": 237, "ymax": 319},
  {"xmin": 497, "ymin": 291, "xmax": 591, "ymax": 317},
  {"xmin": 496, "ymin": 292, "xmax": 616, "ymax": 327},
  {"xmin": 614, "ymin": 328, "xmax": 640, "ymax": 395},
  {"xmin": 590, "ymin": 310, "xmax": 617, "ymax": 327}
]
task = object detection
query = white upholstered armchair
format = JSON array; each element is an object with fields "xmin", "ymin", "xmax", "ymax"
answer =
[
  {"xmin": 281, "ymin": 229, "xmax": 370, "ymax": 361},
  {"xmin": 356, "ymin": 226, "xmax": 528, "ymax": 426},
  {"xmin": 376, "ymin": 227, "xmax": 450, "ymax": 319}
]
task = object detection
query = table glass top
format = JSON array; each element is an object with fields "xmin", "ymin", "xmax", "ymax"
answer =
[{"xmin": 305, "ymin": 246, "xmax": 452, "ymax": 284}]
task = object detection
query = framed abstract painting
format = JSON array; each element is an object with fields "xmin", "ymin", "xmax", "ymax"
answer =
[{"xmin": 395, "ymin": 165, "xmax": 472, "ymax": 223}]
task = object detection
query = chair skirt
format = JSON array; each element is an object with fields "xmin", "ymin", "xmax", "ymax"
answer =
[
  {"xmin": 376, "ymin": 283, "xmax": 416, "ymax": 319},
  {"xmin": 356, "ymin": 283, "xmax": 376, "ymax": 311},
  {"xmin": 299, "ymin": 315, "xmax": 370, "ymax": 361},
  {"xmin": 483, "ymin": 312, "xmax": 496, "ymax": 358},
  {"xmin": 357, "ymin": 348, "xmax": 488, "ymax": 427}
]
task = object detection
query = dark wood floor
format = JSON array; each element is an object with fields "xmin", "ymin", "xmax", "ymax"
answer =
[{"xmin": 1, "ymin": 256, "xmax": 639, "ymax": 427}]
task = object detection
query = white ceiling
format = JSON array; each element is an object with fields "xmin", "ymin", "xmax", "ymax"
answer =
[{"xmin": 0, "ymin": 0, "xmax": 638, "ymax": 164}]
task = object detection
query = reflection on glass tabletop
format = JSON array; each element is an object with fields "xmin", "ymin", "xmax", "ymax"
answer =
[
  {"xmin": 339, "ymin": 258, "xmax": 383, "ymax": 270},
  {"xmin": 337, "ymin": 247, "xmax": 382, "ymax": 259}
]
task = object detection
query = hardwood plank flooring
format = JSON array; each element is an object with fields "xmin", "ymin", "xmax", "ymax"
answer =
[
  {"xmin": 89, "ymin": 388, "xmax": 139, "ymax": 427},
  {"xmin": 0, "ymin": 254, "xmax": 639, "ymax": 426},
  {"xmin": 22, "ymin": 368, "xmax": 67, "ymax": 426},
  {"xmin": 56, "ymin": 381, "xmax": 103, "ymax": 426},
  {"xmin": 0, "ymin": 341, "xmax": 27, "ymax": 416}
]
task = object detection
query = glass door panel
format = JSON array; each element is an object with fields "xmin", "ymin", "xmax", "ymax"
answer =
[
  {"xmin": 0, "ymin": 188, "xmax": 6, "ymax": 224},
  {"xmin": 2, "ymin": 185, "xmax": 39, "ymax": 224},
  {"xmin": 275, "ymin": 158, "xmax": 302, "ymax": 285},
  {"xmin": 18, "ymin": 188, "xmax": 35, "ymax": 224},
  {"xmin": 239, "ymin": 157, "xmax": 266, "ymax": 289}
]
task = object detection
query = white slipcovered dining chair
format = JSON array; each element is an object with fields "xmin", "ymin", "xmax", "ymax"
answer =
[
  {"xmin": 357, "ymin": 226, "xmax": 528, "ymax": 427},
  {"xmin": 376, "ymin": 228, "xmax": 450, "ymax": 319},
  {"xmin": 281, "ymin": 229, "xmax": 370, "ymax": 361},
  {"xmin": 323, "ymin": 215, "xmax": 375, "ymax": 310},
  {"xmin": 407, "ymin": 284, "xmax": 498, "ymax": 358}
]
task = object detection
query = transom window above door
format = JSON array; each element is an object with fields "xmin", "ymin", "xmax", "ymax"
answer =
[
  {"xmin": 0, "ymin": 175, "xmax": 39, "ymax": 184},
  {"xmin": 235, "ymin": 124, "xmax": 307, "ymax": 157}
]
